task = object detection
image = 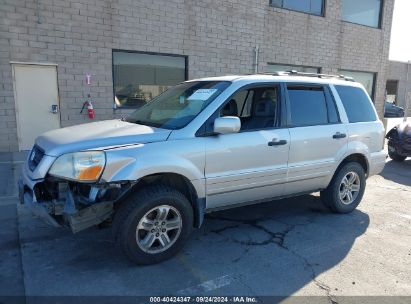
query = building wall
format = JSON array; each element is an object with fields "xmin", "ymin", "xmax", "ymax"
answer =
[
  {"xmin": 388, "ymin": 60, "xmax": 411, "ymax": 116},
  {"xmin": 0, "ymin": 0, "xmax": 395, "ymax": 152}
]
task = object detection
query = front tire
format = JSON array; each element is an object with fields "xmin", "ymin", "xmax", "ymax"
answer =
[
  {"xmin": 321, "ymin": 162, "xmax": 366, "ymax": 213},
  {"xmin": 113, "ymin": 185, "xmax": 193, "ymax": 265}
]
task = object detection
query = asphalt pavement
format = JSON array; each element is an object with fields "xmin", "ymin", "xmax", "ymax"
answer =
[{"xmin": 0, "ymin": 153, "xmax": 410, "ymax": 303}]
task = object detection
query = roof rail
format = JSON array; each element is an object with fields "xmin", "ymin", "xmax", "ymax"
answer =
[{"xmin": 264, "ymin": 70, "xmax": 355, "ymax": 82}]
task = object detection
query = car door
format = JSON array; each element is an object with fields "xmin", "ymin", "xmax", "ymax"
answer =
[
  {"xmin": 283, "ymin": 83, "xmax": 348, "ymax": 195},
  {"xmin": 201, "ymin": 84, "xmax": 290, "ymax": 209}
]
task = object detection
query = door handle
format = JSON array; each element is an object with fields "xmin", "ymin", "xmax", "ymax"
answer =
[
  {"xmin": 268, "ymin": 139, "xmax": 287, "ymax": 146},
  {"xmin": 333, "ymin": 132, "xmax": 347, "ymax": 139}
]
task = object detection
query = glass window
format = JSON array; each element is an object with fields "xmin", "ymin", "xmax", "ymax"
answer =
[
  {"xmin": 113, "ymin": 51, "xmax": 186, "ymax": 108},
  {"xmin": 240, "ymin": 90, "xmax": 255, "ymax": 117},
  {"xmin": 334, "ymin": 85, "xmax": 377, "ymax": 123},
  {"xmin": 386, "ymin": 80, "xmax": 399, "ymax": 104},
  {"xmin": 342, "ymin": 0, "xmax": 382, "ymax": 28},
  {"xmin": 266, "ymin": 64, "xmax": 320, "ymax": 74},
  {"xmin": 271, "ymin": 0, "xmax": 324, "ymax": 16},
  {"xmin": 287, "ymin": 86, "xmax": 328, "ymax": 127},
  {"xmin": 241, "ymin": 87, "xmax": 279, "ymax": 131},
  {"xmin": 126, "ymin": 81, "xmax": 230, "ymax": 130},
  {"xmin": 227, "ymin": 90, "xmax": 249, "ymax": 117},
  {"xmin": 212, "ymin": 86, "xmax": 279, "ymax": 132},
  {"xmin": 338, "ymin": 70, "xmax": 376, "ymax": 98}
]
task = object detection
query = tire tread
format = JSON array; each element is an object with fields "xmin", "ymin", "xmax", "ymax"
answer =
[
  {"xmin": 112, "ymin": 184, "xmax": 192, "ymax": 265},
  {"xmin": 321, "ymin": 162, "xmax": 366, "ymax": 214}
]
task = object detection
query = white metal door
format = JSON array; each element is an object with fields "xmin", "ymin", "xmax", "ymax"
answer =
[{"xmin": 12, "ymin": 64, "xmax": 61, "ymax": 150}]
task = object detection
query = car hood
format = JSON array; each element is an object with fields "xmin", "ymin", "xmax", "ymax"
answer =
[{"xmin": 36, "ymin": 120, "xmax": 172, "ymax": 156}]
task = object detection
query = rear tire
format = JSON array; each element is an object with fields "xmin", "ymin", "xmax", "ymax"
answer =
[
  {"xmin": 321, "ymin": 162, "xmax": 366, "ymax": 213},
  {"xmin": 388, "ymin": 143, "xmax": 406, "ymax": 162},
  {"xmin": 113, "ymin": 185, "xmax": 193, "ymax": 265}
]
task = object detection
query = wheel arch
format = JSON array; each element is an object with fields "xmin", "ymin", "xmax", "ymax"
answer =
[
  {"xmin": 336, "ymin": 153, "xmax": 369, "ymax": 178},
  {"xmin": 116, "ymin": 172, "xmax": 205, "ymax": 228}
]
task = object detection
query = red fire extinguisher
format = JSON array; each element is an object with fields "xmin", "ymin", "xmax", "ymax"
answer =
[{"xmin": 80, "ymin": 94, "xmax": 95, "ymax": 119}]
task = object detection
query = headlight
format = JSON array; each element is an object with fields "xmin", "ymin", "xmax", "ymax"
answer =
[{"xmin": 49, "ymin": 151, "xmax": 106, "ymax": 182}]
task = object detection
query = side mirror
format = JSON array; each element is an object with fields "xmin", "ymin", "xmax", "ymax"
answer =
[{"xmin": 213, "ymin": 116, "xmax": 241, "ymax": 135}]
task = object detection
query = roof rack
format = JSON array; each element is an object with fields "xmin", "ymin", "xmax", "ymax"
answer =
[{"xmin": 261, "ymin": 70, "xmax": 355, "ymax": 82}]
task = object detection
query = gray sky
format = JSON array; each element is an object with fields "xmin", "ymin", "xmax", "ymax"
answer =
[{"xmin": 389, "ymin": 0, "xmax": 411, "ymax": 62}]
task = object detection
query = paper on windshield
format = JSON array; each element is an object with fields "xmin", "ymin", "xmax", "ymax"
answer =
[{"xmin": 187, "ymin": 89, "xmax": 217, "ymax": 101}]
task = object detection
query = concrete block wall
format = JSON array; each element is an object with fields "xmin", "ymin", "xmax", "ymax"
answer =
[
  {"xmin": 388, "ymin": 60, "xmax": 411, "ymax": 116},
  {"xmin": 0, "ymin": 0, "xmax": 395, "ymax": 152}
]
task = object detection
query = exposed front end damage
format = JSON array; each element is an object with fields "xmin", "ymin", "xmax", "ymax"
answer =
[
  {"xmin": 386, "ymin": 123, "xmax": 411, "ymax": 157},
  {"xmin": 19, "ymin": 176, "xmax": 134, "ymax": 233},
  {"xmin": 17, "ymin": 120, "xmax": 175, "ymax": 233}
]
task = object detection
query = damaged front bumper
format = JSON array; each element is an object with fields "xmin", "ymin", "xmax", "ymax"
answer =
[
  {"xmin": 19, "ymin": 166, "xmax": 131, "ymax": 233},
  {"xmin": 20, "ymin": 189, "xmax": 61, "ymax": 227},
  {"xmin": 388, "ymin": 139, "xmax": 411, "ymax": 157}
]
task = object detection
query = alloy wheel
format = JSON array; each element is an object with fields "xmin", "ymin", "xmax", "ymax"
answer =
[
  {"xmin": 136, "ymin": 205, "xmax": 182, "ymax": 254},
  {"xmin": 339, "ymin": 171, "xmax": 361, "ymax": 205}
]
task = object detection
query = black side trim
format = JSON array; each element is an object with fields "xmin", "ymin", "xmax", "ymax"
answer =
[{"xmin": 194, "ymin": 197, "xmax": 206, "ymax": 228}]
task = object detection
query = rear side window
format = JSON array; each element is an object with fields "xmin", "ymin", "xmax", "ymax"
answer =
[
  {"xmin": 335, "ymin": 85, "xmax": 377, "ymax": 123},
  {"xmin": 287, "ymin": 86, "xmax": 328, "ymax": 127}
]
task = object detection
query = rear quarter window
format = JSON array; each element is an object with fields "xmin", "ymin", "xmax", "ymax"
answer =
[{"xmin": 335, "ymin": 85, "xmax": 377, "ymax": 123}]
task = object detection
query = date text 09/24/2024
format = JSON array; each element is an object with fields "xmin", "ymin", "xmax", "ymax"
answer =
[{"xmin": 149, "ymin": 297, "xmax": 258, "ymax": 303}]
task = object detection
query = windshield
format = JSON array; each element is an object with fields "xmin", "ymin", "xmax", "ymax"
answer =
[{"xmin": 125, "ymin": 81, "xmax": 231, "ymax": 129}]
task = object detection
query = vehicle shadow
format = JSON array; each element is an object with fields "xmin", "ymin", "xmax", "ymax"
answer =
[
  {"xmin": 379, "ymin": 159, "xmax": 411, "ymax": 187},
  {"xmin": 188, "ymin": 195, "xmax": 370, "ymax": 297},
  {"xmin": 17, "ymin": 194, "xmax": 369, "ymax": 297}
]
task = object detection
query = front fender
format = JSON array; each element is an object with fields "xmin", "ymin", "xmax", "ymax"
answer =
[{"xmin": 100, "ymin": 140, "xmax": 206, "ymax": 198}]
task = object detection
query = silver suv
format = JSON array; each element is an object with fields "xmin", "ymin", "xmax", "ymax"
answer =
[{"xmin": 19, "ymin": 71, "xmax": 386, "ymax": 265}]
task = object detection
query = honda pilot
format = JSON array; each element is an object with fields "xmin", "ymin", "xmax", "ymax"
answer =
[{"xmin": 19, "ymin": 71, "xmax": 386, "ymax": 265}]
